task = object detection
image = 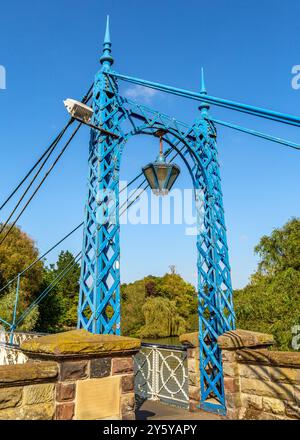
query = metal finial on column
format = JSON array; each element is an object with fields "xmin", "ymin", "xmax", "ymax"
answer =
[{"xmin": 100, "ymin": 15, "xmax": 114, "ymax": 69}]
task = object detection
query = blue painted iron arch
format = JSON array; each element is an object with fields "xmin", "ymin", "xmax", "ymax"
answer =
[{"xmin": 78, "ymin": 19, "xmax": 235, "ymax": 415}]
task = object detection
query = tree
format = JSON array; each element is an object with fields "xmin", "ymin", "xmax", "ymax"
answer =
[
  {"xmin": 37, "ymin": 251, "xmax": 80, "ymax": 332},
  {"xmin": 139, "ymin": 297, "xmax": 186, "ymax": 338},
  {"xmin": 121, "ymin": 279, "xmax": 146, "ymax": 337},
  {"xmin": 234, "ymin": 218, "xmax": 300, "ymax": 351},
  {"xmin": 157, "ymin": 273, "xmax": 198, "ymax": 321},
  {"xmin": 121, "ymin": 272, "xmax": 198, "ymax": 338},
  {"xmin": 0, "ymin": 224, "xmax": 43, "ymax": 305},
  {"xmin": 0, "ymin": 288, "xmax": 39, "ymax": 331}
]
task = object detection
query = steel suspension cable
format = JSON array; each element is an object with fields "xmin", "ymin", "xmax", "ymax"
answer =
[
  {"xmin": 0, "ymin": 122, "xmax": 82, "ymax": 246},
  {"xmin": 0, "ymin": 169, "xmax": 150, "ymax": 294},
  {"xmin": 15, "ymin": 252, "xmax": 82, "ymax": 327},
  {"xmin": 110, "ymin": 72, "xmax": 300, "ymax": 128},
  {"xmin": 0, "ymin": 122, "xmax": 72, "ymax": 212},
  {"xmin": 0, "ymin": 222, "xmax": 84, "ymax": 294},
  {"xmin": 0, "ymin": 120, "xmax": 74, "ymax": 234},
  {"xmin": 0, "ymin": 165, "xmax": 153, "ymax": 294},
  {"xmin": 0, "ymin": 84, "xmax": 93, "ymax": 213},
  {"xmin": 0, "ymin": 129, "xmax": 189, "ymax": 326},
  {"xmin": 208, "ymin": 117, "xmax": 300, "ymax": 151}
]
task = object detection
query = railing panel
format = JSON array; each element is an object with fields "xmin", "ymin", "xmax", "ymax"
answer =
[{"xmin": 134, "ymin": 343, "xmax": 189, "ymax": 409}]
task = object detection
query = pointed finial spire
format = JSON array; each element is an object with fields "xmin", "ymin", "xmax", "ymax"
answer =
[
  {"xmin": 199, "ymin": 67, "xmax": 209, "ymax": 113},
  {"xmin": 100, "ymin": 15, "xmax": 114, "ymax": 70},
  {"xmin": 104, "ymin": 15, "xmax": 111, "ymax": 43}
]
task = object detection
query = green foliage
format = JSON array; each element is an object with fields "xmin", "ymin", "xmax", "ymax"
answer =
[
  {"xmin": 235, "ymin": 218, "xmax": 300, "ymax": 351},
  {"xmin": 36, "ymin": 251, "xmax": 80, "ymax": 332},
  {"xmin": 254, "ymin": 218, "xmax": 300, "ymax": 276},
  {"xmin": 0, "ymin": 288, "xmax": 39, "ymax": 331},
  {"xmin": 0, "ymin": 224, "xmax": 43, "ymax": 305},
  {"xmin": 121, "ymin": 279, "xmax": 146, "ymax": 337},
  {"xmin": 121, "ymin": 272, "xmax": 198, "ymax": 338},
  {"xmin": 4, "ymin": 217, "xmax": 299, "ymax": 350},
  {"xmin": 139, "ymin": 297, "xmax": 186, "ymax": 338}
]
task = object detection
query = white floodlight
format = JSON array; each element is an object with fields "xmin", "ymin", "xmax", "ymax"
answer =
[
  {"xmin": 63, "ymin": 98, "xmax": 94, "ymax": 123},
  {"xmin": 63, "ymin": 97, "xmax": 119, "ymax": 139}
]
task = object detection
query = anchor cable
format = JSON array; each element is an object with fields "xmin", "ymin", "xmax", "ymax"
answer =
[
  {"xmin": 15, "ymin": 252, "xmax": 82, "ymax": 327},
  {"xmin": 0, "ymin": 84, "xmax": 93, "ymax": 213},
  {"xmin": 0, "ymin": 122, "xmax": 72, "ymax": 212},
  {"xmin": 0, "ymin": 122, "xmax": 82, "ymax": 246},
  {"xmin": 0, "ymin": 120, "xmax": 74, "ymax": 234}
]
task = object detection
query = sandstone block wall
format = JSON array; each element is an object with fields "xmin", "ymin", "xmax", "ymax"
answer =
[
  {"xmin": 218, "ymin": 329, "xmax": 300, "ymax": 420},
  {"xmin": 179, "ymin": 332, "xmax": 200, "ymax": 411},
  {"xmin": 181, "ymin": 329, "xmax": 300, "ymax": 420},
  {"xmin": 0, "ymin": 329, "xmax": 140, "ymax": 420},
  {"xmin": 0, "ymin": 362, "xmax": 58, "ymax": 419}
]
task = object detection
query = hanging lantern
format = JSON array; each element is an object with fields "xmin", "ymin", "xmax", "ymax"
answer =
[{"xmin": 142, "ymin": 131, "xmax": 180, "ymax": 196}]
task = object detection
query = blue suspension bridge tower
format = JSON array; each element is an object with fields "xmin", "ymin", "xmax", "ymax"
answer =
[
  {"xmin": 77, "ymin": 16, "xmax": 235, "ymax": 414},
  {"xmin": 2, "ymin": 15, "xmax": 300, "ymax": 417}
]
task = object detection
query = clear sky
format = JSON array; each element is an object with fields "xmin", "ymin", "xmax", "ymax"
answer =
[{"xmin": 0, "ymin": 0, "xmax": 300, "ymax": 289}]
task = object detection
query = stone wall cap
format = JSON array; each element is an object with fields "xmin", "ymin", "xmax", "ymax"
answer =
[
  {"xmin": 0, "ymin": 361, "xmax": 58, "ymax": 387},
  {"xmin": 21, "ymin": 329, "xmax": 141, "ymax": 357},
  {"xmin": 217, "ymin": 329, "xmax": 274, "ymax": 350},
  {"xmin": 179, "ymin": 332, "xmax": 199, "ymax": 347},
  {"xmin": 237, "ymin": 348, "xmax": 300, "ymax": 368}
]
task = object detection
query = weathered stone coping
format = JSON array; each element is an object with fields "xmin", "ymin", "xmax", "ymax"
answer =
[
  {"xmin": 217, "ymin": 329, "xmax": 274, "ymax": 349},
  {"xmin": 179, "ymin": 332, "xmax": 198, "ymax": 347},
  {"xmin": 236, "ymin": 349, "xmax": 300, "ymax": 368},
  {"xmin": 179, "ymin": 329, "xmax": 274, "ymax": 350},
  {"xmin": 21, "ymin": 329, "xmax": 141, "ymax": 360},
  {"xmin": 0, "ymin": 361, "xmax": 58, "ymax": 387}
]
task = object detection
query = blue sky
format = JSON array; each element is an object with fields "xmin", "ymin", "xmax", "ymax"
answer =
[{"xmin": 0, "ymin": 0, "xmax": 300, "ymax": 289}]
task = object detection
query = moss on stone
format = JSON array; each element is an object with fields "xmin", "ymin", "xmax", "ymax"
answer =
[
  {"xmin": 179, "ymin": 332, "xmax": 199, "ymax": 347},
  {"xmin": 21, "ymin": 329, "xmax": 141, "ymax": 357}
]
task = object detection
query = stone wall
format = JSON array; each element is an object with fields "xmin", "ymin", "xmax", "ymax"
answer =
[
  {"xmin": 218, "ymin": 329, "xmax": 300, "ymax": 420},
  {"xmin": 179, "ymin": 332, "xmax": 200, "ymax": 411},
  {"xmin": 0, "ymin": 361, "xmax": 58, "ymax": 419},
  {"xmin": 180, "ymin": 329, "xmax": 300, "ymax": 420},
  {"xmin": 0, "ymin": 329, "xmax": 140, "ymax": 420}
]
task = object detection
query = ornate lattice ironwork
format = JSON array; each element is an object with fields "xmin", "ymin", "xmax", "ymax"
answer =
[
  {"xmin": 134, "ymin": 343, "xmax": 189, "ymax": 408},
  {"xmin": 78, "ymin": 17, "xmax": 235, "ymax": 414}
]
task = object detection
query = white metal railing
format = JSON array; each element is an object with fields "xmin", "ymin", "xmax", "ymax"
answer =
[
  {"xmin": 134, "ymin": 343, "xmax": 189, "ymax": 408},
  {"xmin": 0, "ymin": 331, "xmax": 45, "ymax": 365}
]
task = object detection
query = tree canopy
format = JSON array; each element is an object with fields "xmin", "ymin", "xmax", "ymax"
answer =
[
  {"xmin": 36, "ymin": 251, "xmax": 80, "ymax": 332},
  {"xmin": 121, "ymin": 272, "xmax": 198, "ymax": 338},
  {"xmin": 0, "ymin": 224, "xmax": 43, "ymax": 304},
  {"xmin": 1, "ymin": 219, "xmax": 299, "ymax": 351},
  {"xmin": 0, "ymin": 224, "xmax": 43, "ymax": 330},
  {"xmin": 234, "ymin": 218, "xmax": 300, "ymax": 351}
]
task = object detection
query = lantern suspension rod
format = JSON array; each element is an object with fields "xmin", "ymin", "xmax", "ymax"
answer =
[
  {"xmin": 208, "ymin": 117, "xmax": 300, "ymax": 151},
  {"xmin": 110, "ymin": 72, "xmax": 300, "ymax": 128}
]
